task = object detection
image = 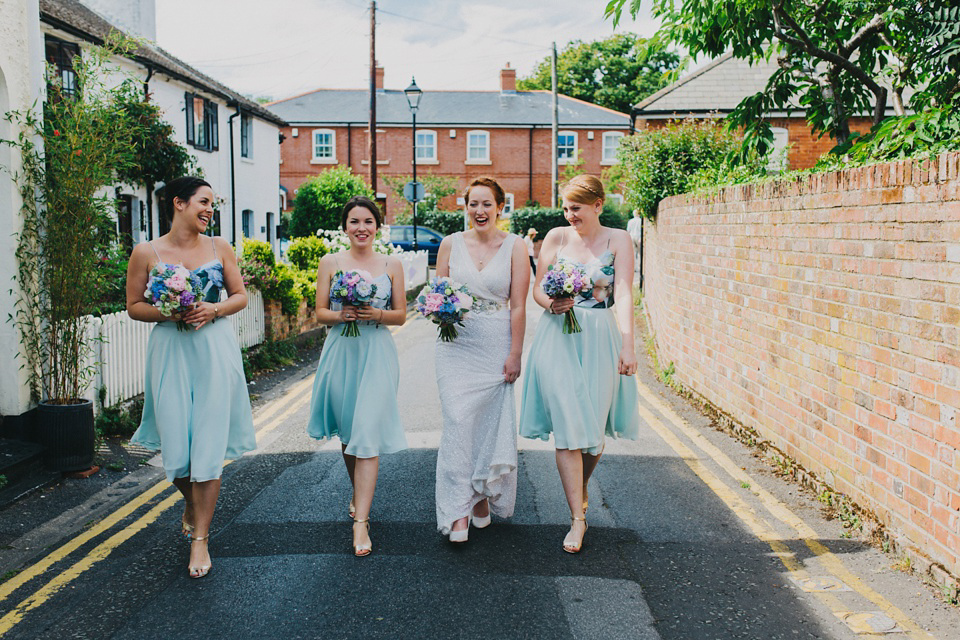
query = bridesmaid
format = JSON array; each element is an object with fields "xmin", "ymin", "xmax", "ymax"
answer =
[
  {"xmin": 434, "ymin": 177, "xmax": 529, "ymax": 542},
  {"xmin": 127, "ymin": 176, "xmax": 256, "ymax": 578},
  {"xmin": 306, "ymin": 196, "xmax": 407, "ymax": 556},
  {"xmin": 519, "ymin": 174, "xmax": 640, "ymax": 553}
]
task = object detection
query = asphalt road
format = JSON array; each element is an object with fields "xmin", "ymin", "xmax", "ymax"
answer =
[{"xmin": 0, "ymin": 287, "xmax": 957, "ymax": 639}]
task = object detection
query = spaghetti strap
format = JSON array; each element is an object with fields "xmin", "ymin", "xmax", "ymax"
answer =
[
  {"xmin": 606, "ymin": 233, "xmax": 611, "ymax": 249},
  {"xmin": 557, "ymin": 229, "xmax": 566, "ymax": 258},
  {"xmin": 147, "ymin": 241, "xmax": 162, "ymax": 261},
  {"xmin": 211, "ymin": 236, "xmax": 218, "ymax": 259}
]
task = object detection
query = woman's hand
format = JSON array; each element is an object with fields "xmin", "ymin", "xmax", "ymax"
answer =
[
  {"xmin": 340, "ymin": 305, "xmax": 360, "ymax": 323},
  {"xmin": 618, "ymin": 345, "xmax": 638, "ymax": 376},
  {"xmin": 503, "ymin": 352, "xmax": 522, "ymax": 384},
  {"xmin": 181, "ymin": 302, "xmax": 218, "ymax": 330},
  {"xmin": 355, "ymin": 305, "xmax": 383, "ymax": 323},
  {"xmin": 549, "ymin": 297, "xmax": 575, "ymax": 315}
]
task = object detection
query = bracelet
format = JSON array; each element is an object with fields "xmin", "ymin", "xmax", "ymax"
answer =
[
  {"xmin": 378, "ymin": 309, "xmax": 384, "ymax": 323},
  {"xmin": 549, "ymin": 300, "xmax": 556, "ymax": 314},
  {"xmin": 214, "ymin": 305, "xmax": 220, "ymax": 322}
]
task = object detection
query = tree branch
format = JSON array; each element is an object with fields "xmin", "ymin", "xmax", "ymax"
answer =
[{"xmin": 840, "ymin": 14, "xmax": 886, "ymax": 58}]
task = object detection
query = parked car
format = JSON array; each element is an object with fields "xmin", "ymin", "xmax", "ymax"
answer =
[{"xmin": 387, "ymin": 225, "xmax": 444, "ymax": 265}]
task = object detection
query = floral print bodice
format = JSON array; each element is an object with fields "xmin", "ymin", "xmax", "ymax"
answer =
[
  {"xmin": 559, "ymin": 249, "xmax": 616, "ymax": 309},
  {"xmin": 193, "ymin": 260, "xmax": 225, "ymax": 304}
]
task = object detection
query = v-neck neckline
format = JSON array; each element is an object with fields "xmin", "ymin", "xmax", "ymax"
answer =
[{"xmin": 463, "ymin": 232, "xmax": 508, "ymax": 274}]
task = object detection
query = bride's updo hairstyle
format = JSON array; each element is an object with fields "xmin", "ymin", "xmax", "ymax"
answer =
[
  {"xmin": 560, "ymin": 174, "xmax": 605, "ymax": 206},
  {"xmin": 463, "ymin": 176, "xmax": 506, "ymax": 209},
  {"xmin": 340, "ymin": 195, "xmax": 383, "ymax": 229}
]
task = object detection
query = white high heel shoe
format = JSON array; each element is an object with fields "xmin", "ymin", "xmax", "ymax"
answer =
[
  {"xmin": 472, "ymin": 502, "xmax": 491, "ymax": 529},
  {"xmin": 449, "ymin": 516, "xmax": 470, "ymax": 543}
]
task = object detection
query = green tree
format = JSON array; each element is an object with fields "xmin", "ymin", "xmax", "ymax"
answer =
[
  {"xmin": 382, "ymin": 172, "xmax": 458, "ymax": 219},
  {"xmin": 290, "ymin": 166, "xmax": 373, "ymax": 236},
  {"xmin": 605, "ymin": 0, "xmax": 960, "ymax": 158},
  {"xmin": 517, "ymin": 33, "xmax": 680, "ymax": 113}
]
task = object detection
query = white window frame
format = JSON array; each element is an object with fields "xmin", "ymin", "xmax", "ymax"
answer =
[
  {"xmin": 768, "ymin": 127, "xmax": 790, "ymax": 172},
  {"xmin": 416, "ymin": 129, "xmax": 438, "ymax": 163},
  {"xmin": 601, "ymin": 131, "xmax": 624, "ymax": 165},
  {"xmin": 311, "ymin": 128, "xmax": 336, "ymax": 164},
  {"xmin": 557, "ymin": 130, "xmax": 577, "ymax": 164},
  {"xmin": 503, "ymin": 192, "xmax": 514, "ymax": 215},
  {"xmin": 466, "ymin": 129, "xmax": 491, "ymax": 164}
]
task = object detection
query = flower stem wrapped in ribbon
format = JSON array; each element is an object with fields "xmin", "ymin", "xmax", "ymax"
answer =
[
  {"xmin": 329, "ymin": 270, "xmax": 378, "ymax": 337},
  {"xmin": 541, "ymin": 259, "xmax": 592, "ymax": 334},
  {"xmin": 145, "ymin": 263, "xmax": 204, "ymax": 331},
  {"xmin": 415, "ymin": 277, "xmax": 473, "ymax": 342}
]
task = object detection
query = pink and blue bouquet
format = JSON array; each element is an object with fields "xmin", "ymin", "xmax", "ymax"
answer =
[
  {"xmin": 415, "ymin": 277, "xmax": 473, "ymax": 342},
  {"xmin": 330, "ymin": 270, "xmax": 378, "ymax": 337},
  {"xmin": 541, "ymin": 259, "xmax": 592, "ymax": 334},
  {"xmin": 145, "ymin": 263, "xmax": 203, "ymax": 331}
]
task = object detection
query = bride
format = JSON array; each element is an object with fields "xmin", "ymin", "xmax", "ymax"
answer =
[{"xmin": 434, "ymin": 177, "xmax": 530, "ymax": 542}]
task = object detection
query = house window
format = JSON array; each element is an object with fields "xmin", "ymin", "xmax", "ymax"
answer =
[
  {"xmin": 601, "ymin": 131, "xmax": 624, "ymax": 164},
  {"xmin": 44, "ymin": 36, "xmax": 80, "ymax": 99},
  {"xmin": 312, "ymin": 129, "xmax": 336, "ymax": 163},
  {"xmin": 242, "ymin": 209, "xmax": 253, "ymax": 238},
  {"xmin": 769, "ymin": 127, "xmax": 790, "ymax": 171},
  {"xmin": 466, "ymin": 130, "xmax": 490, "ymax": 163},
  {"xmin": 557, "ymin": 131, "xmax": 577, "ymax": 164},
  {"xmin": 241, "ymin": 113, "xmax": 253, "ymax": 158},
  {"xmin": 185, "ymin": 93, "xmax": 219, "ymax": 152},
  {"xmin": 504, "ymin": 193, "xmax": 514, "ymax": 215},
  {"xmin": 416, "ymin": 130, "xmax": 437, "ymax": 162}
]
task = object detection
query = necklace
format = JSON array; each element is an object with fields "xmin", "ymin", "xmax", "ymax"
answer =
[{"xmin": 476, "ymin": 240, "xmax": 500, "ymax": 268}]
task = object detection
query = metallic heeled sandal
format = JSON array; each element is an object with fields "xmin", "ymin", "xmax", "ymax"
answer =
[
  {"xmin": 181, "ymin": 502, "xmax": 195, "ymax": 539},
  {"xmin": 353, "ymin": 519, "xmax": 372, "ymax": 557},
  {"xmin": 563, "ymin": 517, "xmax": 587, "ymax": 554},
  {"xmin": 188, "ymin": 534, "xmax": 212, "ymax": 578}
]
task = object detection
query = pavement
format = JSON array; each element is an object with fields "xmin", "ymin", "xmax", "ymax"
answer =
[{"xmin": 0, "ymin": 284, "xmax": 957, "ymax": 639}]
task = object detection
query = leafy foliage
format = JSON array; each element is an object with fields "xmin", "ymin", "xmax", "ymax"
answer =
[
  {"xmin": 241, "ymin": 238, "xmax": 275, "ymax": 267},
  {"xmin": 509, "ymin": 205, "xmax": 627, "ymax": 238},
  {"xmin": 286, "ymin": 236, "xmax": 328, "ymax": 272},
  {"xmin": 239, "ymin": 255, "xmax": 302, "ymax": 316},
  {"xmin": 617, "ymin": 119, "xmax": 762, "ymax": 220},
  {"xmin": 606, "ymin": 0, "xmax": 960, "ymax": 162},
  {"xmin": 517, "ymin": 33, "xmax": 680, "ymax": 113},
  {"xmin": 86, "ymin": 243, "xmax": 130, "ymax": 316},
  {"xmin": 3, "ymin": 34, "xmax": 145, "ymax": 403},
  {"xmin": 382, "ymin": 172, "xmax": 459, "ymax": 220},
  {"xmin": 394, "ymin": 209, "xmax": 465, "ymax": 237},
  {"xmin": 95, "ymin": 397, "xmax": 143, "ymax": 439},
  {"xmin": 115, "ymin": 96, "xmax": 199, "ymax": 189},
  {"xmin": 290, "ymin": 166, "xmax": 373, "ymax": 236}
]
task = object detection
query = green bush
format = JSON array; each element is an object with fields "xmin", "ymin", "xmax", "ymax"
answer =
[
  {"xmin": 87, "ymin": 242, "xmax": 130, "ymax": 316},
  {"xmin": 286, "ymin": 236, "xmax": 327, "ymax": 272},
  {"xmin": 239, "ymin": 256, "xmax": 302, "ymax": 316},
  {"xmin": 509, "ymin": 205, "xmax": 627, "ymax": 237},
  {"xmin": 292, "ymin": 269, "xmax": 317, "ymax": 308},
  {"xmin": 95, "ymin": 397, "xmax": 144, "ymax": 439},
  {"xmin": 619, "ymin": 119, "xmax": 756, "ymax": 219},
  {"xmin": 393, "ymin": 209, "xmax": 465, "ymax": 236},
  {"xmin": 290, "ymin": 166, "xmax": 374, "ymax": 236},
  {"xmin": 241, "ymin": 238, "xmax": 275, "ymax": 267}
]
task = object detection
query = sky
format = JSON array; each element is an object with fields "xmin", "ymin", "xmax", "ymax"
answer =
[{"xmin": 155, "ymin": 0, "xmax": 660, "ymax": 102}]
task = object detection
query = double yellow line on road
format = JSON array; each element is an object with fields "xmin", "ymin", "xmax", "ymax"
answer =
[
  {"xmin": 0, "ymin": 373, "xmax": 317, "ymax": 634},
  {"xmin": 636, "ymin": 379, "xmax": 934, "ymax": 639}
]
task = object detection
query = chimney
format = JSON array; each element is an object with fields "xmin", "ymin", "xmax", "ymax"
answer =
[
  {"xmin": 500, "ymin": 63, "xmax": 516, "ymax": 93},
  {"xmin": 374, "ymin": 64, "xmax": 385, "ymax": 92}
]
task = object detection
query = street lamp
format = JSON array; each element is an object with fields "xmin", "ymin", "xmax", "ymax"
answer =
[{"xmin": 404, "ymin": 77, "xmax": 423, "ymax": 249}]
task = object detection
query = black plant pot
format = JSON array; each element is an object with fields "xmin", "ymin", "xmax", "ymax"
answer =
[{"xmin": 35, "ymin": 400, "xmax": 96, "ymax": 473}]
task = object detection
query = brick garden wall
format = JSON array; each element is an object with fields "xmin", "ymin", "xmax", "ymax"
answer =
[{"xmin": 643, "ymin": 151, "xmax": 960, "ymax": 577}]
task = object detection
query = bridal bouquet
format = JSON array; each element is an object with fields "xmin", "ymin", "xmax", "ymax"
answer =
[
  {"xmin": 541, "ymin": 259, "xmax": 592, "ymax": 334},
  {"xmin": 415, "ymin": 277, "xmax": 473, "ymax": 342},
  {"xmin": 145, "ymin": 263, "xmax": 204, "ymax": 331},
  {"xmin": 330, "ymin": 270, "xmax": 378, "ymax": 337}
]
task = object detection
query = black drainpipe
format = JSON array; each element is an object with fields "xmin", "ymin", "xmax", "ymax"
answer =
[
  {"xmin": 228, "ymin": 102, "xmax": 240, "ymax": 245},
  {"xmin": 347, "ymin": 123, "xmax": 352, "ymax": 167},
  {"xmin": 144, "ymin": 65, "xmax": 155, "ymax": 240},
  {"xmin": 528, "ymin": 127, "xmax": 534, "ymax": 204}
]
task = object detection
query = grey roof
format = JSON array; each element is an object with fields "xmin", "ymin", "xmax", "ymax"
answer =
[
  {"xmin": 39, "ymin": 0, "xmax": 287, "ymax": 127},
  {"xmin": 267, "ymin": 89, "xmax": 629, "ymax": 127},
  {"xmin": 634, "ymin": 52, "xmax": 784, "ymax": 115}
]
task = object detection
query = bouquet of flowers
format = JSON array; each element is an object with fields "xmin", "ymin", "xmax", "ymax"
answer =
[
  {"xmin": 415, "ymin": 277, "xmax": 473, "ymax": 342},
  {"xmin": 145, "ymin": 263, "xmax": 204, "ymax": 331},
  {"xmin": 541, "ymin": 259, "xmax": 592, "ymax": 334},
  {"xmin": 329, "ymin": 270, "xmax": 378, "ymax": 337}
]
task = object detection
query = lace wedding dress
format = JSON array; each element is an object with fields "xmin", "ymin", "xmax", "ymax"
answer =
[{"xmin": 435, "ymin": 232, "xmax": 519, "ymax": 534}]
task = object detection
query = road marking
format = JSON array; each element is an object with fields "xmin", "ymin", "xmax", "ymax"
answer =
[
  {"xmin": 636, "ymin": 379, "xmax": 933, "ymax": 639},
  {"xmin": 0, "ymin": 375, "xmax": 316, "ymax": 635}
]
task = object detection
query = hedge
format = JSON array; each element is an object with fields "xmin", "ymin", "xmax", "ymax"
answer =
[{"xmin": 509, "ymin": 205, "xmax": 627, "ymax": 238}]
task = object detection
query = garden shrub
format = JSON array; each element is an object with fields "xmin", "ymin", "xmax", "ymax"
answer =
[
  {"xmin": 618, "ymin": 119, "xmax": 755, "ymax": 219},
  {"xmin": 293, "ymin": 270, "xmax": 317, "ymax": 308},
  {"xmin": 241, "ymin": 238, "xmax": 275, "ymax": 267},
  {"xmin": 239, "ymin": 255, "xmax": 302, "ymax": 316},
  {"xmin": 290, "ymin": 166, "xmax": 374, "ymax": 236},
  {"xmin": 509, "ymin": 205, "xmax": 627, "ymax": 237},
  {"xmin": 286, "ymin": 236, "xmax": 327, "ymax": 272},
  {"xmin": 87, "ymin": 243, "xmax": 130, "ymax": 316},
  {"xmin": 393, "ymin": 209, "xmax": 465, "ymax": 236}
]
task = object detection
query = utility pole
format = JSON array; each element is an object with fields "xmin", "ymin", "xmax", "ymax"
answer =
[
  {"xmin": 551, "ymin": 41, "xmax": 558, "ymax": 208},
  {"xmin": 369, "ymin": 1, "xmax": 377, "ymax": 195}
]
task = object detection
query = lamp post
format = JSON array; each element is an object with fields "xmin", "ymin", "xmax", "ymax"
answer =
[{"xmin": 404, "ymin": 77, "xmax": 423, "ymax": 249}]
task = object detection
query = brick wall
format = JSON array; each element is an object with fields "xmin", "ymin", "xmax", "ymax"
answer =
[
  {"xmin": 264, "ymin": 298, "xmax": 322, "ymax": 341},
  {"xmin": 280, "ymin": 125, "xmax": 627, "ymax": 222},
  {"xmin": 643, "ymin": 151, "xmax": 960, "ymax": 576}
]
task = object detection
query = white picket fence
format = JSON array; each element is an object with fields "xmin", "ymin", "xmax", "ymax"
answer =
[{"xmin": 81, "ymin": 290, "xmax": 266, "ymax": 411}]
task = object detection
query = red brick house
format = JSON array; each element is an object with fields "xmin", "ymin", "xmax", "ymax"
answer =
[
  {"xmin": 631, "ymin": 52, "xmax": 891, "ymax": 170},
  {"xmin": 267, "ymin": 65, "xmax": 630, "ymax": 221}
]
